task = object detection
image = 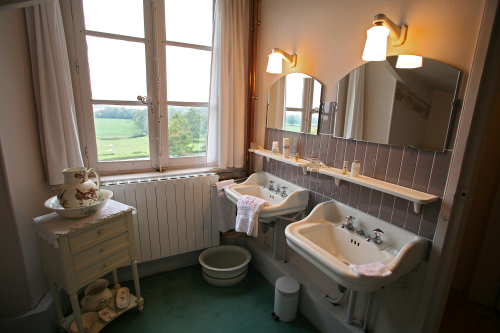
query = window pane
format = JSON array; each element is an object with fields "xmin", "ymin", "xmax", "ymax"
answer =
[
  {"xmin": 285, "ymin": 111, "xmax": 302, "ymax": 132},
  {"xmin": 87, "ymin": 36, "xmax": 147, "ymax": 101},
  {"xmin": 83, "ymin": 0, "xmax": 144, "ymax": 38},
  {"xmin": 166, "ymin": 46, "xmax": 211, "ymax": 102},
  {"xmin": 286, "ymin": 75, "xmax": 305, "ymax": 108},
  {"xmin": 168, "ymin": 106, "xmax": 208, "ymax": 157},
  {"xmin": 311, "ymin": 113, "xmax": 319, "ymax": 135},
  {"xmin": 93, "ymin": 105, "xmax": 150, "ymax": 161},
  {"xmin": 165, "ymin": 0, "xmax": 213, "ymax": 46}
]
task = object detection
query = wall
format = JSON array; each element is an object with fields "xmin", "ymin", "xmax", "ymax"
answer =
[
  {"xmin": 0, "ymin": 8, "xmax": 56, "ymax": 311},
  {"xmin": 253, "ymin": 0, "xmax": 486, "ymax": 332}
]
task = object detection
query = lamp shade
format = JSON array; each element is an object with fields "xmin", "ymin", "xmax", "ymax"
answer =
[
  {"xmin": 396, "ymin": 55, "xmax": 423, "ymax": 68},
  {"xmin": 362, "ymin": 26, "xmax": 389, "ymax": 61},
  {"xmin": 266, "ymin": 53, "xmax": 283, "ymax": 74}
]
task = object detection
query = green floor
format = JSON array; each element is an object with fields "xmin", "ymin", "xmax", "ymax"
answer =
[{"xmin": 92, "ymin": 264, "xmax": 318, "ymax": 332}]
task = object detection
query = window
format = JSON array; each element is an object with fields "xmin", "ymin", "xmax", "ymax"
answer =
[
  {"xmin": 284, "ymin": 74, "xmax": 320, "ymax": 135},
  {"xmin": 70, "ymin": 0, "xmax": 213, "ymax": 172}
]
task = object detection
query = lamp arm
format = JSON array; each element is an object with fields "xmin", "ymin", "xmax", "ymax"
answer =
[
  {"xmin": 272, "ymin": 48, "xmax": 297, "ymax": 67},
  {"xmin": 373, "ymin": 14, "xmax": 407, "ymax": 46}
]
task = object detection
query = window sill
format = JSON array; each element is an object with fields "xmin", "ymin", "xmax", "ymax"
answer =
[{"xmin": 91, "ymin": 166, "xmax": 246, "ymax": 184}]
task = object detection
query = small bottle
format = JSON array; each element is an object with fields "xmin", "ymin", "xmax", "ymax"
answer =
[
  {"xmin": 342, "ymin": 161, "xmax": 348, "ymax": 175},
  {"xmin": 272, "ymin": 141, "xmax": 279, "ymax": 154},
  {"xmin": 295, "ymin": 152, "xmax": 299, "ymax": 162},
  {"xmin": 351, "ymin": 160, "xmax": 360, "ymax": 177},
  {"xmin": 283, "ymin": 138, "xmax": 289, "ymax": 158}
]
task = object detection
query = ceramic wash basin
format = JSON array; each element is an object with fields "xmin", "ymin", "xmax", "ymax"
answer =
[
  {"xmin": 224, "ymin": 172, "xmax": 309, "ymax": 222},
  {"xmin": 285, "ymin": 200, "xmax": 428, "ymax": 292}
]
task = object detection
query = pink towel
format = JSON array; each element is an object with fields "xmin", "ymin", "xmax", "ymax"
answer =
[
  {"xmin": 235, "ymin": 195, "xmax": 268, "ymax": 237},
  {"xmin": 350, "ymin": 262, "xmax": 392, "ymax": 278}
]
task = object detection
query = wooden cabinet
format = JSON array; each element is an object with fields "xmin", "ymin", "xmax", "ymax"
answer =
[{"xmin": 37, "ymin": 210, "xmax": 144, "ymax": 333}]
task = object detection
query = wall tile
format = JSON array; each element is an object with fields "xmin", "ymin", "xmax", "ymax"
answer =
[
  {"xmin": 319, "ymin": 134, "xmax": 329, "ymax": 163},
  {"xmin": 339, "ymin": 182, "xmax": 350, "ymax": 204},
  {"xmin": 277, "ymin": 130, "xmax": 283, "ymax": 153},
  {"xmin": 404, "ymin": 206, "xmax": 422, "ymax": 234},
  {"xmin": 428, "ymin": 151, "xmax": 452, "ymax": 197},
  {"xmin": 326, "ymin": 137, "xmax": 338, "ymax": 167},
  {"xmin": 368, "ymin": 190, "xmax": 382, "ymax": 217},
  {"xmin": 296, "ymin": 165, "xmax": 304, "ymax": 187},
  {"xmin": 262, "ymin": 157, "xmax": 268, "ymax": 172},
  {"xmin": 399, "ymin": 148, "xmax": 418, "ymax": 188},
  {"xmin": 277, "ymin": 161, "xmax": 284, "ymax": 179},
  {"xmin": 311, "ymin": 135, "xmax": 321, "ymax": 158},
  {"xmin": 391, "ymin": 197, "xmax": 408, "ymax": 228},
  {"xmin": 264, "ymin": 128, "xmax": 270, "ymax": 150},
  {"xmin": 419, "ymin": 200, "xmax": 441, "ymax": 240},
  {"xmin": 309, "ymin": 172, "xmax": 318, "ymax": 193},
  {"xmin": 363, "ymin": 143, "xmax": 378, "ymax": 177},
  {"xmin": 323, "ymin": 175, "xmax": 333, "ymax": 198},
  {"xmin": 413, "ymin": 150, "xmax": 435, "ymax": 192},
  {"xmin": 307, "ymin": 191, "xmax": 315, "ymax": 214},
  {"xmin": 330, "ymin": 179, "xmax": 341, "ymax": 201},
  {"xmin": 284, "ymin": 164, "xmax": 293, "ymax": 182},
  {"xmin": 374, "ymin": 144, "xmax": 390, "ymax": 181},
  {"xmin": 299, "ymin": 133, "xmax": 307, "ymax": 158},
  {"xmin": 305, "ymin": 134, "xmax": 313, "ymax": 159},
  {"xmin": 316, "ymin": 173, "xmax": 325, "ymax": 195},
  {"xmin": 354, "ymin": 141, "xmax": 367, "ymax": 173},
  {"xmin": 357, "ymin": 187, "xmax": 371, "ymax": 213},
  {"xmin": 344, "ymin": 140, "xmax": 356, "ymax": 169},
  {"xmin": 348, "ymin": 183, "xmax": 361, "ymax": 208},
  {"xmin": 379, "ymin": 194, "xmax": 395, "ymax": 222},
  {"xmin": 386, "ymin": 146, "xmax": 404, "ymax": 185},
  {"xmin": 334, "ymin": 139, "xmax": 346, "ymax": 169}
]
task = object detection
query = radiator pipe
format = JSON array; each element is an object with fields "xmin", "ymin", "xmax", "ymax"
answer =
[{"xmin": 272, "ymin": 220, "xmax": 280, "ymax": 260}]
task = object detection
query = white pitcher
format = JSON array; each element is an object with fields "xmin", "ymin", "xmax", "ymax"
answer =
[{"xmin": 57, "ymin": 167, "xmax": 101, "ymax": 209}]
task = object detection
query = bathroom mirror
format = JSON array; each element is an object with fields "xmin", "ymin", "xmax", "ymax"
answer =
[
  {"xmin": 266, "ymin": 73, "xmax": 323, "ymax": 135},
  {"xmin": 333, "ymin": 56, "xmax": 460, "ymax": 152}
]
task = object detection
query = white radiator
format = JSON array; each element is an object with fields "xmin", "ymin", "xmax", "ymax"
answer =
[{"xmin": 102, "ymin": 173, "xmax": 220, "ymax": 263}]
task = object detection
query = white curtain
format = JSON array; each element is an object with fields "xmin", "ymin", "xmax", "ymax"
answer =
[
  {"xmin": 26, "ymin": 0, "xmax": 83, "ymax": 185},
  {"xmin": 344, "ymin": 66, "xmax": 365, "ymax": 140},
  {"xmin": 206, "ymin": 0, "xmax": 249, "ymax": 168}
]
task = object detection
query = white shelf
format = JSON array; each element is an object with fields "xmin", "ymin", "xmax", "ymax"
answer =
[
  {"xmin": 318, "ymin": 166, "xmax": 438, "ymax": 213},
  {"xmin": 249, "ymin": 148, "xmax": 310, "ymax": 174}
]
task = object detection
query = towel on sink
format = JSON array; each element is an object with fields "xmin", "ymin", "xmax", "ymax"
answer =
[
  {"xmin": 235, "ymin": 195, "xmax": 269, "ymax": 237},
  {"xmin": 215, "ymin": 180, "xmax": 237, "ymax": 233},
  {"xmin": 350, "ymin": 262, "xmax": 392, "ymax": 278}
]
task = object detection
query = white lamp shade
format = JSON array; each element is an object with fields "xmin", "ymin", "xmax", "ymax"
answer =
[
  {"xmin": 362, "ymin": 26, "xmax": 389, "ymax": 61},
  {"xmin": 396, "ymin": 55, "xmax": 423, "ymax": 68},
  {"xmin": 266, "ymin": 53, "xmax": 283, "ymax": 74}
]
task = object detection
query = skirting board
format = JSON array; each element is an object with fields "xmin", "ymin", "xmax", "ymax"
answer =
[{"xmin": 224, "ymin": 236, "xmax": 364, "ymax": 333}]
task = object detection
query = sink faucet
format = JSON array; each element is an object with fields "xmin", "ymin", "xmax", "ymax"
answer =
[
  {"xmin": 281, "ymin": 187, "xmax": 288, "ymax": 197},
  {"xmin": 354, "ymin": 228, "xmax": 371, "ymax": 242},
  {"xmin": 371, "ymin": 228, "xmax": 384, "ymax": 244},
  {"xmin": 341, "ymin": 216, "xmax": 355, "ymax": 230},
  {"xmin": 268, "ymin": 181, "xmax": 276, "ymax": 191}
]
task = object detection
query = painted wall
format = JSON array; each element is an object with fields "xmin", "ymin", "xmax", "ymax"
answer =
[
  {"xmin": 253, "ymin": 0, "xmax": 485, "ymax": 332},
  {"xmin": 0, "ymin": 8, "xmax": 56, "ymax": 311}
]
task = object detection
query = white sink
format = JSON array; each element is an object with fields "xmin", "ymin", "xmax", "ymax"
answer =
[
  {"xmin": 225, "ymin": 172, "xmax": 309, "ymax": 221},
  {"xmin": 285, "ymin": 200, "xmax": 428, "ymax": 292}
]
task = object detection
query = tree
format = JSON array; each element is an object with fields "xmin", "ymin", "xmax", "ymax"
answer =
[{"xmin": 168, "ymin": 113, "xmax": 193, "ymax": 156}]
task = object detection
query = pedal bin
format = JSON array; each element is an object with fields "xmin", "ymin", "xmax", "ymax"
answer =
[{"xmin": 274, "ymin": 277, "xmax": 300, "ymax": 322}]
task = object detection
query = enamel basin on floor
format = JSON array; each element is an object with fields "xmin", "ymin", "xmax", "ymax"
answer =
[
  {"xmin": 285, "ymin": 200, "xmax": 428, "ymax": 292},
  {"xmin": 224, "ymin": 172, "xmax": 309, "ymax": 222}
]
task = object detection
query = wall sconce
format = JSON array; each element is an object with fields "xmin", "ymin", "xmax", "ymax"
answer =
[
  {"xmin": 266, "ymin": 48, "xmax": 297, "ymax": 74},
  {"xmin": 396, "ymin": 55, "xmax": 423, "ymax": 68},
  {"xmin": 362, "ymin": 14, "xmax": 408, "ymax": 61}
]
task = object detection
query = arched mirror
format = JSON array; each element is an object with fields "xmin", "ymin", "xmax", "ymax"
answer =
[
  {"xmin": 333, "ymin": 56, "xmax": 461, "ymax": 152},
  {"xmin": 266, "ymin": 73, "xmax": 323, "ymax": 135}
]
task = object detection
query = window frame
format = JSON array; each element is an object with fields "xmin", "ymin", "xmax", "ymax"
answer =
[{"xmin": 69, "ymin": 0, "xmax": 213, "ymax": 173}]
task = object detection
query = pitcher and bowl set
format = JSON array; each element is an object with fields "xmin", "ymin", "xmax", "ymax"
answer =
[{"xmin": 44, "ymin": 167, "xmax": 113, "ymax": 218}]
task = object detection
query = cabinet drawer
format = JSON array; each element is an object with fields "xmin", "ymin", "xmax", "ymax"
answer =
[
  {"xmin": 72, "ymin": 232, "xmax": 129, "ymax": 268},
  {"xmin": 69, "ymin": 216, "xmax": 128, "ymax": 252},
  {"xmin": 75, "ymin": 247, "xmax": 130, "ymax": 285}
]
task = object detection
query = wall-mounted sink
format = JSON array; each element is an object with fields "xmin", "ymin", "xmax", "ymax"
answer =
[
  {"xmin": 225, "ymin": 172, "xmax": 309, "ymax": 222},
  {"xmin": 285, "ymin": 200, "xmax": 428, "ymax": 292}
]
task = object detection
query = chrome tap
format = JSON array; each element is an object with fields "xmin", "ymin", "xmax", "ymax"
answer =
[
  {"xmin": 371, "ymin": 228, "xmax": 384, "ymax": 244},
  {"xmin": 274, "ymin": 187, "xmax": 281, "ymax": 195},
  {"xmin": 281, "ymin": 187, "xmax": 288, "ymax": 197},
  {"xmin": 354, "ymin": 228, "xmax": 371, "ymax": 242},
  {"xmin": 341, "ymin": 216, "xmax": 355, "ymax": 230},
  {"xmin": 268, "ymin": 181, "xmax": 275, "ymax": 191}
]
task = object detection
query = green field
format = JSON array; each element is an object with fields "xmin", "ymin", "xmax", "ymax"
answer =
[
  {"xmin": 284, "ymin": 124, "xmax": 318, "ymax": 134},
  {"xmin": 95, "ymin": 118, "xmax": 206, "ymax": 161}
]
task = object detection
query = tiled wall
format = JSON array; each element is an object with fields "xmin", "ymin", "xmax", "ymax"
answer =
[{"xmin": 263, "ymin": 103, "xmax": 453, "ymax": 240}]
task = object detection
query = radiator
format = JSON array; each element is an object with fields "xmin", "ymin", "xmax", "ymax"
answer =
[{"xmin": 102, "ymin": 173, "xmax": 220, "ymax": 263}]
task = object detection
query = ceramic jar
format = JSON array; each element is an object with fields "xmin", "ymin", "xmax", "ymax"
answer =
[
  {"xmin": 81, "ymin": 279, "xmax": 112, "ymax": 312},
  {"xmin": 57, "ymin": 167, "xmax": 101, "ymax": 209}
]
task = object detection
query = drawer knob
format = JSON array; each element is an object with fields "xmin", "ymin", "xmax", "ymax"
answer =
[
  {"xmin": 104, "ymin": 262, "xmax": 109, "ymax": 267},
  {"xmin": 101, "ymin": 246, "xmax": 106, "ymax": 251},
  {"xmin": 97, "ymin": 229, "xmax": 104, "ymax": 235}
]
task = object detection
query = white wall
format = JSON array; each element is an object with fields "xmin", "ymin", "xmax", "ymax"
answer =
[
  {"xmin": 0, "ymin": 8, "xmax": 56, "ymax": 310},
  {"xmin": 253, "ymin": 0, "xmax": 486, "ymax": 332}
]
